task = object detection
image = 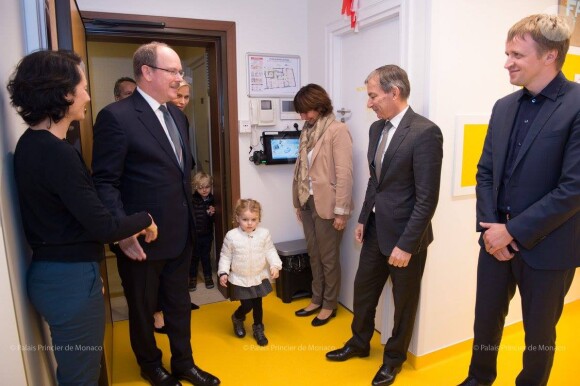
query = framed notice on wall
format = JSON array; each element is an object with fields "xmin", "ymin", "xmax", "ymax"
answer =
[{"xmin": 247, "ymin": 53, "xmax": 301, "ymax": 97}]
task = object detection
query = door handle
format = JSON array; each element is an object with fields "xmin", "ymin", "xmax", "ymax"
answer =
[{"xmin": 336, "ymin": 108, "xmax": 351, "ymax": 123}]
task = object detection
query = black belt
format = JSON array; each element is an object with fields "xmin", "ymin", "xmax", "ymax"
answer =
[{"xmin": 498, "ymin": 211, "xmax": 511, "ymax": 223}]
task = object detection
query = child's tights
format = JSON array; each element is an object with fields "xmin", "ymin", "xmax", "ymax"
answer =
[{"xmin": 234, "ymin": 297, "xmax": 263, "ymax": 324}]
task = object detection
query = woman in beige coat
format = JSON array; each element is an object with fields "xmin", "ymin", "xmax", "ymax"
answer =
[{"xmin": 292, "ymin": 84, "xmax": 353, "ymax": 326}]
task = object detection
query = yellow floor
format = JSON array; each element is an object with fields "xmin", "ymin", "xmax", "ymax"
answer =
[{"xmin": 112, "ymin": 296, "xmax": 579, "ymax": 386}]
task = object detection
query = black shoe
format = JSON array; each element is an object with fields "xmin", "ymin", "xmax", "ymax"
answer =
[
  {"xmin": 140, "ymin": 366, "xmax": 181, "ymax": 386},
  {"xmin": 173, "ymin": 365, "xmax": 220, "ymax": 386},
  {"xmin": 326, "ymin": 345, "xmax": 370, "ymax": 361},
  {"xmin": 311, "ymin": 309, "xmax": 337, "ymax": 327},
  {"xmin": 231, "ymin": 313, "xmax": 246, "ymax": 338},
  {"xmin": 252, "ymin": 323, "xmax": 268, "ymax": 346},
  {"xmin": 189, "ymin": 278, "xmax": 197, "ymax": 291},
  {"xmin": 295, "ymin": 306, "xmax": 321, "ymax": 317},
  {"xmin": 154, "ymin": 326, "xmax": 167, "ymax": 334},
  {"xmin": 191, "ymin": 302, "xmax": 200, "ymax": 310},
  {"xmin": 205, "ymin": 276, "xmax": 215, "ymax": 289},
  {"xmin": 457, "ymin": 376, "xmax": 488, "ymax": 386},
  {"xmin": 372, "ymin": 364, "xmax": 401, "ymax": 386}
]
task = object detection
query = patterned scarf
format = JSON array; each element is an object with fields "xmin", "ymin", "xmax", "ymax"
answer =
[{"xmin": 294, "ymin": 113, "xmax": 336, "ymax": 206}]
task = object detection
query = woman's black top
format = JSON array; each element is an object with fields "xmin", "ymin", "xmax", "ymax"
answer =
[{"xmin": 14, "ymin": 129, "xmax": 151, "ymax": 262}]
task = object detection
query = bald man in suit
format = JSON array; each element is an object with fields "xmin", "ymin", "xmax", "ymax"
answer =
[{"xmin": 92, "ymin": 42, "xmax": 219, "ymax": 386}]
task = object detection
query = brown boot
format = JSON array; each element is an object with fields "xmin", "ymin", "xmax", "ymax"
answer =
[{"xmin": 252, "ymin": 323, "xmax": 268, "ymax": 346}]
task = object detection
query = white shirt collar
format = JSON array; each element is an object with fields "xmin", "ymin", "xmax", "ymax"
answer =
[
  {"xmin": 136, "ymin": 87, "xmax": 164, "ymax": 111},
  {"xmin": 387, "ymin": 105, "xmax": 409, "ymax": 129}
]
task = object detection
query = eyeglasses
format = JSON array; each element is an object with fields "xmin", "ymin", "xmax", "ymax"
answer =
[{"xmin": 147, "ymin": 64, "xmax": 184, "ymax": 78}]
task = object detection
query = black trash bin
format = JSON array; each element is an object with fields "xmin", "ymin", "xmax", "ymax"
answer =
[{"xmin": 274, "ymin": 239, "xmax": 312, "ymax": 303}]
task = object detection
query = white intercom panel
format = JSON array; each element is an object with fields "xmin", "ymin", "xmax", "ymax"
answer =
[
  {"xmin": 279, "ymin": 98, "xmax": 301, "ymax": 120},
  {"xmin": 250, "ymin": 98, "xmax": 276, "ymax": 126}
]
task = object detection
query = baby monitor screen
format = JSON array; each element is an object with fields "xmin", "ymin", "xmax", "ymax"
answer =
[
  {"xmin": 262, "ymin": 131, "xmax": 301, "ymax": 164},
  {"xmin": 271, "ymin": 138, "xmax": 299, "ymax": 160}
]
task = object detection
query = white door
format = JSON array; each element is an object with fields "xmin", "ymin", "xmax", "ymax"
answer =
[{"xmin": 328, "ymin": 4, "xmax": 402, "ymax": 340}]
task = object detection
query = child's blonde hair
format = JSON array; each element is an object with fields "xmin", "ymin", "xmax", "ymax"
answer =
[
  {"xmin": 233, "ymin": 198, "xmax": 262, "ymax": 226},
  {"xmin": 192, "ymin": 171, "xmax": 213, "ymax": 190}
]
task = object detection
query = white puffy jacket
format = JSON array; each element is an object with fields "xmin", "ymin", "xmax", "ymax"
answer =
[{"xmin": 218, "ymin": 227, "xmax": 282, "ymax": 287}]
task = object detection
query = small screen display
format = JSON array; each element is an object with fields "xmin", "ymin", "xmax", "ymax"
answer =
[
  {"xmin": 262, "ymin": 130, "xmax": 301, "ymax": 164},
  {"xmin": 261, "ymin": 99, "xmax": 272, "ymax": 110},
  {"xmin": 281, "ymin": 100, "xmax": 295, "ymax": 112},
  {"xmin": 270, "ymin": 138, "xmax": 300, "ymax": 160}
]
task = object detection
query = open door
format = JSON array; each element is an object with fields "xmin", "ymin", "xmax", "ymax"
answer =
[{"xmin": 52, "ymin": 1, "xmax": 111, "ymax": 385}]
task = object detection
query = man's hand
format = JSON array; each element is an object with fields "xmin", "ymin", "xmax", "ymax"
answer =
[
  {"xmin": 355, "ymin": 223, "xmax": 364, "ymax": 243},
  {"xmin": 119, "ymin": 236, "xmax": 147, "ymax": 261},
  {"xmin": 219, "ymin": 274, "xmax": 228, "ymax": 287},
  {"xmin": 139, "ymin": 216, "xmax": 158, "ymax": 243},
  {"xmin": 388, "ymin": 246, "xmax": 411, "ymax": 267},
  {"xmin": 333, "ymin": 215, "xmax": 347, "ymax": 231},
  {"xmin": 490, "ymin": 244, "xmax": 517, "ymax": 261},
  {"xmin": 480, "ymin": 222, "xmax": 515, "ymax": 255}
]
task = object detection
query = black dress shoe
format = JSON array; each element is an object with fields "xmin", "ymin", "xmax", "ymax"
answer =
[
  {"xmin": 326, "ymin": 345, "xmax": 370, "ymax": 361},
  {"xmin": 191, "ymin": 302, "xmax": 200, "ymax": 310},
  {"xmin": 371, "ymin": 364, "xmax": 401, "ymax": 386},
  {"xmin": 457, "ymin": 376, "xmax": 488, "ymax": 386},
  {"xmin": 295, "ymin": 306, "xmax": 321, "ymax": 317},
  {"xmin": 173, "ymin": 365, "xmax": 220, "ymax": 386},
  {"xmin": 311, "ymin": 309, "xmax": 337, "ymax": 326},
  {"xmin": 140, "ymin": 366, "xmax": 181, "ymax": 386}
]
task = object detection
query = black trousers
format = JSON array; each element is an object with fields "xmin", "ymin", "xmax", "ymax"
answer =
[
  {"xmin": 468, "ymin": 249, "xmax": 575, "ymax": 386},
  {"xmin": 116, "ymin": 240, "xmax": 194, "ymax": 372},
  {"xmin": 347, "ymin": 214, "xmax": 427, "ymax": 366}
]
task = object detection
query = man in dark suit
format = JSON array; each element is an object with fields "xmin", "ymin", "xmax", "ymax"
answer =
[
  {"xmin": 326, "ymin": 65, "xmax": 443, "ymax": 385},
  {"xmin": 458, "ymin": 14, "xmax": 580, "ymax": 386},
  {"xmin": 92, "ymin": 42, "xmax": 220, "ymax": 386}
]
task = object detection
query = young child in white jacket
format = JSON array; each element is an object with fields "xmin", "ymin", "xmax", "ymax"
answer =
[{"xmin": 218, "ymin": 198, "xmax": 282, "ymax": 346}]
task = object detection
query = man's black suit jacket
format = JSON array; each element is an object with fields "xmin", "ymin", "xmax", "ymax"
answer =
[
  {"xmin": 92, "ymin": 90, "xmax": 195, "ymax": 260},
  {"xmin": 476, "ymin": 73, "xmax": 580, "ymax": 270},
  {"xmin": 358, "ymin": 107, "xmax": 443, "ymax": 256}
]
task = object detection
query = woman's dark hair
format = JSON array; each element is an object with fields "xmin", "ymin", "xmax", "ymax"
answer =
[
  {"xmin": 293, "ymin": 83, "xmax": 333, "ymax": 117},
  {"xmin": 6, "ymin": 50, "xmax": 82, "ymax": 126}
]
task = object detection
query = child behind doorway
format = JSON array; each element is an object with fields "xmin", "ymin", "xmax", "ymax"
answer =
[{"xmin": 190, "ymin": 171, "xmax": 216, "ymax": 291}]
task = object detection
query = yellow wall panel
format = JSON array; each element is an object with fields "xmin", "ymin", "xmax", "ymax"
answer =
[{"xmin": 461, "ymin": 124, "xmax": 488, "ymax": 187}]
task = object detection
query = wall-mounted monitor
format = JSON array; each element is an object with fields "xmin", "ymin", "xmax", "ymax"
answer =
[
  {"xmin": 280, "ymin": 98, "xmax": 301, "ymax": 120},
  {"xmin": 262, "ymin": 130, "xmax": 301, "ymax": 164}
]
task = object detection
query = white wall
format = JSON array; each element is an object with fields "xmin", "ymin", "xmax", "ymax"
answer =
[
  {"xmin": 1, "ymin": 0, "xmax": 55, "ymax": 384},
  {"xmin": 77, "ymin": 0, "xmax": 308, "ymax": 244}
]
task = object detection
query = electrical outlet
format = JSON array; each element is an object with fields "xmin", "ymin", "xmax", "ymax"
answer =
[{"xmin": 239, "ymin": 120, "xmax": 251, "ymax": 133}]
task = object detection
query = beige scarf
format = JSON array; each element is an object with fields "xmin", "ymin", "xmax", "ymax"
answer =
[{"xmin": 294, "ymin": 113, "xmax": 336, "ymax": 206}]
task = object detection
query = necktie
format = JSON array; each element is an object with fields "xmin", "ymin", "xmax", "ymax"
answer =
[
  {"xmin": 374, "ymin": 121, "xmax": 393, "ymax": 179},
  {"xmin": 159, "ymin": 105, "xmax": 183, "ymax": 167}
]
